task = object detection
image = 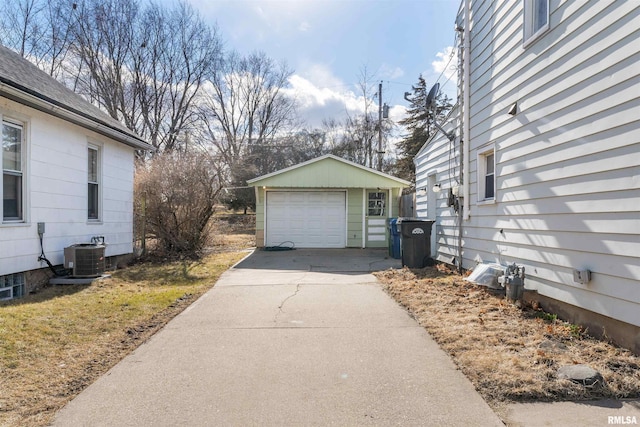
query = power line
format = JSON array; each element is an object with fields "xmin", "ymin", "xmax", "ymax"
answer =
[
  {"xmin": 384, "ymin": 80, "xmax": 415, "ymax": 87},
  {"xmin": 434, "ymin": 45, "xmax": 457, "ymax": 87}
]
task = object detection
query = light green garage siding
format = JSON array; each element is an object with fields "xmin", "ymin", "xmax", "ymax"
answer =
[
  {"xmin": 250, "ymin": 156, "xmax": 409, "ymax": 189},
  {"xmin": 249, "ymin": 155, "xmax": 410, "ymax": 248},
  {"xmin": 254, "ymin": 188, "xmax": 266, "ymax": 247},
  {"xmin": 347, "ymin": 189, "xmax": 363, "ymax": 247}
]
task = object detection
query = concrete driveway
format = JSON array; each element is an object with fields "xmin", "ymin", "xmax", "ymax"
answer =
[{"xmin": 52, "ymin": 249, "xmax": 503, "ymax": 426}]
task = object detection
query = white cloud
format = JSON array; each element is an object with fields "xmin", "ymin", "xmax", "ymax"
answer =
[
  {"xmin": 283, "ymin": 74, "xmax": 361, "ymax": 128},
  {"xmin": 282, "ymin": 63, "xmax": 386, "ymax": 128},
  {"xmin": 298, "ymin": 62, "xmax": 344, "ymax": 89},
  {"xmin": 388, "ymin": 104, "xmax": 407, "ymax": 123},
  {"xmin": 278, "ymin": 63, "xmax": 416, "ymax": 161},
  {"xmin": 298, "ymin": 21, "xmax": 311, "ymax": 32},
  {"xmin": 283, "ymin": 72, "xmax": 410, "ymax": 159},
  {"xmin": 432, "ymin": 46, "xmax": 457, "ymax": 80},
  {"xmin": 379, "ymin": 64, "xmax": 405, "ymax": 80},
  {"xmin": 283, "ymin": 72, "xmax": 410, "ymax": 154},
  {"xmin": 426, "ymin": 46, "xmax": 458, "ymax": 102},
  {"xmin": 226, "ymin": 1, "xmax": 328, "ymax": 37}
]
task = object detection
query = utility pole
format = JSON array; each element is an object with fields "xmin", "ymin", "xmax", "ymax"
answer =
[{"xmin": 377, "ymin": 81, "xmax": 383, "ymax": 171}]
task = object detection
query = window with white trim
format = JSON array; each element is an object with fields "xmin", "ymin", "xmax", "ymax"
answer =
[
  {"xmin": 367, "ymin": 191, "xmax": 386, "ymax": 216},
  {"xmin": 88, "ymin": 145, "xmax": 100, "ymax": 220},
  {"xmin": 2, "ymin": 120, "xmax": 24, "ymax": 221},
  {"xmin": 478, "ymin": 149, "xmax": 495, "ymax": 202},
  {"xmin": 523, "ymin": 0, "xmax": 549, "ymax": 45}
]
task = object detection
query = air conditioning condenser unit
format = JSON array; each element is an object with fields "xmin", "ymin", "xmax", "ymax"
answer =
[{"xmin": 64, "ymin": 244, "xmax": 106, "ymax": 278}]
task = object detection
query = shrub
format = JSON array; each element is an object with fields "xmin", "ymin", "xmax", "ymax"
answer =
[{"xmin": 135, "ymin": 151, "xmax": 223, "ymax": 257}]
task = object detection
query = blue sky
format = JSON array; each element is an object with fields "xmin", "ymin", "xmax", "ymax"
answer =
[{"xmin": 188, "ymin": 0, "xmax": 461, "ymax": 129}]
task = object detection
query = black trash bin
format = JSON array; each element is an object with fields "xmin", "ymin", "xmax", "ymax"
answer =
[{"xmin": 397, "ymin": 218, "xmax": 435, "ymax": 268}]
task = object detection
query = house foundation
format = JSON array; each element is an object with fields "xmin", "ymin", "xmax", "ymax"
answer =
[{"xmin": 525, "ymin": 291, "xmax": 640, "ymax": 356}]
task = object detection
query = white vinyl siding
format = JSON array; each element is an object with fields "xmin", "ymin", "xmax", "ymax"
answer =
[
  {"xmin": 414, "ymin": 108, "xmax": 460, "ymax": 264},
  {"xmin": 0, "ymin": 100, "xmax": 136, "ymax": 278},
  {"xmin": 458, "ymin": 0, "xmax": 640, "ymax": 327},
  {"xmin": 410, "ymin": 0, "xmax": 640, "ymax": 353}
]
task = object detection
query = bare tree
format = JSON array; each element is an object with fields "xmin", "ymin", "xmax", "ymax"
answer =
[
  {"xmin": 1, "ymin": 0, "xmax": 221, "ymax": 153},
  {"xmin": 0, "ymin": 0, "xmax": 46, "ymax": 62},
  {"xmin": 39, "ymin": 0, "xmax": 76, "ymax": 78},
  {"xmin": 321, "ymin": 67, "xmax": 393, "ymax": 168},
  {"xmin": 0, "ymin": 0, "xmax": 76, "ymax": 78},
  {"xmin": 70, "ymin": 0, "xmax": 139, "ymax": 127},
  {"xmin": 328, "ymin": 115, "xmax": 375, "ymax": 166},
  {"xmin": 199, "ymin": 50, "xmax": 298, "ymax": 212},
  {"xmin": 355, "ymin": 67, "xmax": 378, "ymax": 168},
  {"xmin": 133, "ymin": 2, "xmax": 222, "ymax": 152},
  {"xmin": 68, "ymin": 0, "xmax": 221, "ymax": 152},
  {"xmin": 200, "ymin": 50, "xmax": 297, "ymax": 172}
]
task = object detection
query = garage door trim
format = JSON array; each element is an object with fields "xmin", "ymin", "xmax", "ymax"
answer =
[{"xmin": 265, "ymin": 190, "xmax": 347, "ymax": 248}]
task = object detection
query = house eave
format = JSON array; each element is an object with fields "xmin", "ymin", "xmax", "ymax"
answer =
[
  {"xmin": 0, "ymin": 79, "xmax": 152, "ymax": 151},
  {"xmin": 414, "ymin": 102, "xmax": 460, "ymax": 159}
]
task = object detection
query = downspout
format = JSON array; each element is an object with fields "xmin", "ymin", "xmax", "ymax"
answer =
[
  {"xmin": 455, "ymin": 0, "xmax": 471, "ymax": 273},
  {"xmin": 463, "ymin": 0, "xmax": 471, "ymax": 221},
  {"xmin": 258, "ymin": 186, "xmax": 265, "ymax": 247}
]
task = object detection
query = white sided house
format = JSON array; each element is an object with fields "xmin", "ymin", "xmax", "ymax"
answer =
[
  {"xmin": 0, "ymin": 45, "xmax": 151, "ymax": 299},
  {"xmin": 415, "ymin": 1, "xmax": 640, "ymax": 353}
]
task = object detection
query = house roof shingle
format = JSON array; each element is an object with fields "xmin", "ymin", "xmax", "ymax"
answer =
[{"xmin": 0, "ymin": 45, "xmax": 151, "ymax": 150}]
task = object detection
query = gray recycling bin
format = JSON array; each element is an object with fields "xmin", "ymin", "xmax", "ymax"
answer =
[{"xmin": 397, "ymin": 218, "xmax": 435, "ymax": 268}]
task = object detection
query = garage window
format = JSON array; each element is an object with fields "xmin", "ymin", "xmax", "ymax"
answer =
[{"xmin": 368, "ymin": 191, "xmax": 386, "ymax": 216}]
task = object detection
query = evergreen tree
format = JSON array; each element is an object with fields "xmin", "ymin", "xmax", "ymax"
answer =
[{"xmin": 395, "ymin": 76, "xmax": 453, "ymax": 185}]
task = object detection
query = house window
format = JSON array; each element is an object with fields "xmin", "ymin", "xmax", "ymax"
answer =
[
  {"xmin": 523, "ymin": 0, "xmax": 549, "ymax": 45},
  {"xmin": 88, "ymin": 146, "xmax": 100, "ymax": 220},
  {"xmin": 368, "ymin": 191, "xmax": 386, "ymax": 216},
  {"xmin": 478, "ymin": 149, "xmax": 495, "ymax": 202},
  {"xmin": 2, "ymin": 121, "xmax": 24, "ymax": 221}
]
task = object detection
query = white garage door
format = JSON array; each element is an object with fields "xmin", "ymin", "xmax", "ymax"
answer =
[{"xmin": 266, "ymin": 191, "xmax": 346, "ymax": 248}]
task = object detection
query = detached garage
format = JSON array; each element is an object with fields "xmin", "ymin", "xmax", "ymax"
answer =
[{"xmin": 248, "ymin": 155, "xmax": 410, "ymax": 249}]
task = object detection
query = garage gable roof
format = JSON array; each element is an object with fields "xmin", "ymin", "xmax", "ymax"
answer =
[{"xmin": 248, "ymin": 154, "xmax": 410, "ymax": 188}]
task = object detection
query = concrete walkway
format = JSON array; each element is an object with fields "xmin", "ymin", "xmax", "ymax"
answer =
[{"xmin": 52, "ymin": 249, "xmax": 504, "ymax": 426}]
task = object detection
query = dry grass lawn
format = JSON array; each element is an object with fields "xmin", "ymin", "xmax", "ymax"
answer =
[
  {"xmin": 209, "ymin": 214, "xmax": 256, "ymax": 252},
  {"xmin": 0, "ymin": 249, "xmax": 250, "ymax": 427},
  {"xmin": 375, "ymin": 265, "xmax": 640, "ymax": 409}
]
